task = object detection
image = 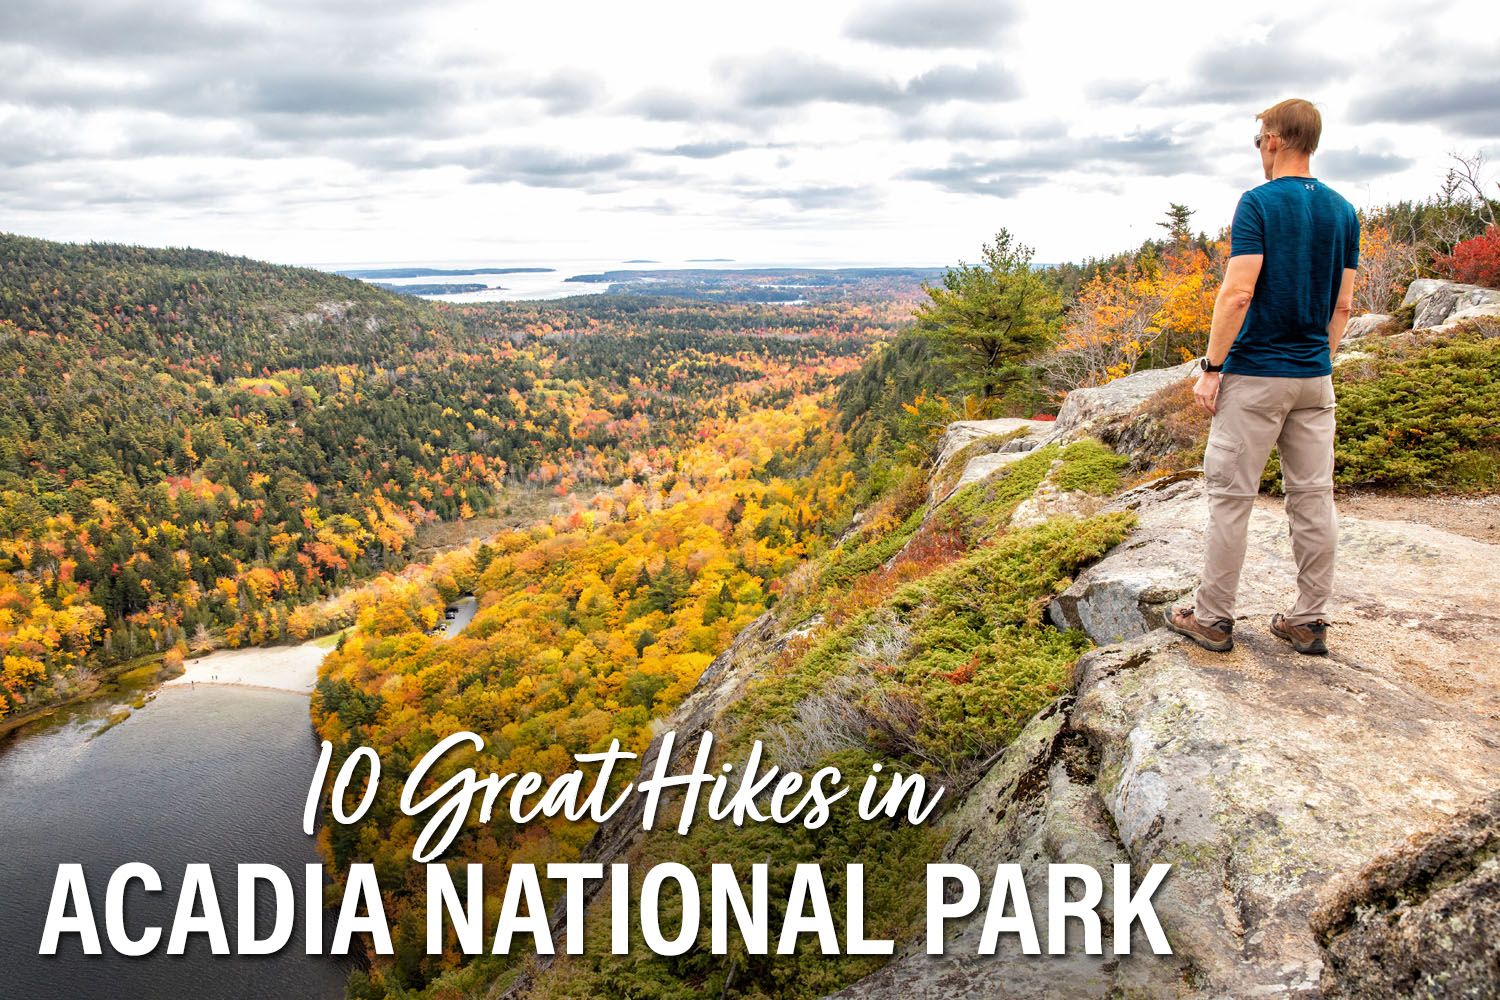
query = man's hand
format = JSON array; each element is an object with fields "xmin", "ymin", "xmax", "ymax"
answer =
[{"xmin": 1193, "ymin": 371, "xmax": 1222, "ymax": 415}]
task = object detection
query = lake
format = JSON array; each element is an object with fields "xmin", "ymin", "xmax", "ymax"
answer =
[{"xmin": 0, "ymin": 686, "xmax": 350, "ymax": 1000}]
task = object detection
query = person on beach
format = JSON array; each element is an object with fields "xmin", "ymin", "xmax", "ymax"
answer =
[{"xmin": 1165, "ymin": 98, "xmax": 1360, "ymax": 657}]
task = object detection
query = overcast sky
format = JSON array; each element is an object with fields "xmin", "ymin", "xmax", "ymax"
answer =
[{"xmin": 2, "ymin": 0, "xmax": 1496, "ymax": 267}]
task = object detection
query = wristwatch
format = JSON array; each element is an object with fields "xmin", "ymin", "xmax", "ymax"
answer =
[{"xmin": 1200, "ymin": 357, "xmax": 1224, "ymax": 373}]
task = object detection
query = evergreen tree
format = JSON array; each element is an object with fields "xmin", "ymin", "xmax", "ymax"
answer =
[
  {"xmin": 913, "ymin": 229, "xmax": 1062, "ymax": 405},
  {"xmin": 1158, "ymin": 203, "xmax": 1196, "ymax": 244}
]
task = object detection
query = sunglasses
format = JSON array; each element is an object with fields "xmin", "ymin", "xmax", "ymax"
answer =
[{"xmin": 1253, "ymin": 131, "xmax": 1278, "ymax": 150}]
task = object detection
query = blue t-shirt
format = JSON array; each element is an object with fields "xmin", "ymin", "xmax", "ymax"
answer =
[{"xmin": 1223, "ymin": 176, "xmax": 1360, "ymax": 378}]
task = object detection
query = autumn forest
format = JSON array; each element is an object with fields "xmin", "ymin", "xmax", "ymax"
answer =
[
  {"xmin": 0, "ymin": 234, "xmax": 907, "ymax": 714},
  {"xmin": 3, "ymin": 170, "xmax": 1496, "ymax": 999}
]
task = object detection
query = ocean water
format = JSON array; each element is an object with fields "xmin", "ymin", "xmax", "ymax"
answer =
[
  {"xmin": 310, "ymin": 255, "xmax": 938, "ymax": 302},
  {"xmin": 0, "ymin": 687, "xmax": 350, "ymax": 1000}
]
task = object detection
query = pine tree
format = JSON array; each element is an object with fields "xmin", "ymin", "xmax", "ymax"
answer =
[
  {"xmin": 1158, "ymin": 203, "xmax": 1196, "ymax": 244},
  {"xmin": 914, "ymin": 229, "xmax": 1062, "ymax": 405}
]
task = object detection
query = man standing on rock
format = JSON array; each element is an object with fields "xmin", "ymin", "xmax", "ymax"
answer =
[{"xmin": 1167, "ymin": 98, "xmax": 1360, "ymax": 656}]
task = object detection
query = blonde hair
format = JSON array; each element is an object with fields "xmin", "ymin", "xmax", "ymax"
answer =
[{"xmin": 1257, "ymin": 98, "xmax": 1322, "ymax": 155}]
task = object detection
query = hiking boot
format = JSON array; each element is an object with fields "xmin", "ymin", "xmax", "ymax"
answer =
[
  {"xmin": 1270, "ymin": 613, "xmax": 1329, "ymax": 655},
  {"xmin": 1165, "ymin": 606, "xmax": 1234, "ymax": 652}
]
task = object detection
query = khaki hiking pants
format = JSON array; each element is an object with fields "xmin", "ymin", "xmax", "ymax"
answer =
[{"xmin": 1193, "ymin": 373, "xmax": 1336, "ymax": 627}]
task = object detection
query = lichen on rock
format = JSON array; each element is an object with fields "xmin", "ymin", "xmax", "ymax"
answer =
[{"xmin": 1312, "ymin": 789, "xmax": 1500, "ymax": 999}]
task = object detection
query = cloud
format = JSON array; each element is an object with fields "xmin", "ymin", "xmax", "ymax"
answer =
[
  {"xmin": 1316, "ymin": 147, "xmax": 1416, "ymax": 182},
  {"xmin": 844, "ymin": 0, "xmax": 1019, "ymax": 49},
  {"xmin": 0, "ymin": 6, "xmax": 627, "ymax": 190},
  {"xmin": 615, "ymin": 55, "xmax": 1022, "ymax": 134},
  {"xmin": 235, "ymin": 70, "xmax": 453, "ymax": 118},
  {"xmin": 899, "ymin": 116, "xmax": 1067, "ymax": 142},
  {"xmin": 0, "ymin": 36, "xmax": 464, "ymax": 149},
  {"xmin": 620, "ymin": 88, "xmax": 711, "ymax": 122},
  {"xmin": 0, "ymin": 160, "xmax": 271, "ymax": 212},
  {"xmin": 0, "ymin": 0, "xmax": 256, "ymax": 58},
  {"xmin": 600, "ymin": 197, "xmax": 682, "ymax": 215},
  {"xmin": 1161, "ymin": 22, "xmax": 1349, "ymax": 104},
  {"xmin": 521, "ymin": 71, "xmax": 605, "ymax": 114},
  {"xmin": 2, "ymin": 0, "xmax": 1492, "ymax": 264},
  {"xmin": 718, "ymin": 53, "xmax": 1021, "ymax": 114},
  {"xmin": 902, "ymin": 124, "xmax": 1211, "ymax": 197},
  {"xmin": 900, "ymin": 158, "xmax": 1048, "ymax": 198},
  {"xmin": 742, "ymin": 184, "xmax": 868, "ymax": 210},
  {"xmin": 1068, "ymin": 126, "xmax": 1214, "ymax": 172},
  {"xmin": 0, "ymin": 0, "xmax": 495, "ymax": 178},
  {"xmin": 649, "ymin": 140, "xmax": 757, "ymax": 159},
  {"xmin": 462, "ymin": 147, "xmax": 636, "ymax": 189},
  {"xmin": 725, "ymin": 54, "xmax": 898, "ymax": 109},
  {"xmin": 905, "ymin": 62, "xmax": 1022, "ymax": 103},
  {"xmin": 1349, "ymin": 75, "xmax": 1500, "ymax": 138},
  {"xmin": 0, "ymin": 53, "xmax": 460, "ymax": 124},
  {"xmin": 1085, "ymin": 78, "xmax": 1152, "ymax": 103},
  {"xmin": 0, "ymin": 109, "xmax": 88, "ymax": 167}
]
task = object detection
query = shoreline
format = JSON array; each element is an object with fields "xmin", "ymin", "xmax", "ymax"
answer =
[
  {"xmin": 0, "ymin": 653, "xmax": 170, "ymax": 739},
  {"xmin": 164, "ymin": 642, "xmax": 331, "ymax": 695}
]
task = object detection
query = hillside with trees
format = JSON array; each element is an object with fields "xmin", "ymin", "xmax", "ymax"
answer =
[{"xmin": 0, "ymin": 235, "xmax": 891, "ymax": 718}]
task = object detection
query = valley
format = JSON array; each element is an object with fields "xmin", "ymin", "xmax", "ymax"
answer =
[{"xmin": 3, "ymin": 184, "xmax": 1497, "ymax": 1000}]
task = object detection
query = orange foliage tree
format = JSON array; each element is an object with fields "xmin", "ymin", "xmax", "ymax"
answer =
[
  {"xmin": 307, "ymin": 398, "xmax": 858, "ymax": 987},
  {"xmin": 1040, "ymin": 240, "xmax": 1222, "ymax": 393},
  {"xmin": 1355, "ymin": 223, "xmax": 1420, "ymax": 314}
]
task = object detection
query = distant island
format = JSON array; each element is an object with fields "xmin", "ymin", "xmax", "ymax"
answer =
[
  {"xmin": 565, "ymin": 266, "xmax": 943, "ymax": 284},
  {"xmin": 373, "ymin": 282, "xmax": 493, "ymax": 296},
  {"xmin": 687, "ymin": 257, "xmax": 734, "ymax": 262},
  {"xmin": 623, "ymin": 259, "xmax": 659, "ymax": 263},
  {"xmin": 339, "ymin": 266, "xmax": 554, "ymax": 278},
  {"xmin": 561, "ymin": 266, "xmax": 946, "ymax": 303}
]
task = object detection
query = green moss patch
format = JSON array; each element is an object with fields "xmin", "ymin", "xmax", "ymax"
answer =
[
  {"xmin": 938, "ymin": 439, "xmax": 1126, "ymax": 545},
  {"xmin": 739, "ymin": 511, "xmax": 1134, "ymax": 778}
]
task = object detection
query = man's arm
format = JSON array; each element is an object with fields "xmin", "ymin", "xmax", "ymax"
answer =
[
  {"xmin": 1205, "ymin": 254, "xmax": 1262, "ymax": 364},
  {"xmin": 1327, "ymin": 267, "xmax": 1356, "ymax": 358},
  {"xmin": 1193, "ymin": 253, "xmax": 1262, "ymax": 414}
]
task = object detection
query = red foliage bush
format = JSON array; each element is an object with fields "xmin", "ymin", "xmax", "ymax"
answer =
[{"xmin": 1433, "ymin": 224, "xmax": 1500, "ymax": 288}]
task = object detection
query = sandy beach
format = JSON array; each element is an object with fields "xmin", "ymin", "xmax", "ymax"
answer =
[{"xmin": 164, "ymin": 641, "xmax": 330, "ymax": 695}]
